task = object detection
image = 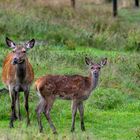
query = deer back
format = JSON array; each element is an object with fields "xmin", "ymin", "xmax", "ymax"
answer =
[{"xmin": 35, "ymin": 75, "xmax": 92, "ymax": 100}]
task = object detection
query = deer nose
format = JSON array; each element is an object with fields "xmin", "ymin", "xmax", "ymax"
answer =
[
  {"xmin": 93, "ymin": 69, "xmax": 98, "ymax": 73},
  {"xmin": 12, "ymin": 58, "xmax": 18, "ymax": 65}
]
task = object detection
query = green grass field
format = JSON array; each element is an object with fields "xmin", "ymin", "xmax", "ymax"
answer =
[{"xmin": 0, "ymin": 1, "xmax": 140, "ymax": 140}]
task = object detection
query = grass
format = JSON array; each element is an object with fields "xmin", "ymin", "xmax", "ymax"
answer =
[
  {"xmin": 0, "ymin": 47, "xmax": 140, "ymax": 140},
  {"xmin": 1, "ymin": 96, "xmax": 140, "ymax": 140},
  {"xmin": 0, "ymin": 0, "xmax": 140, "ymax": 140}
]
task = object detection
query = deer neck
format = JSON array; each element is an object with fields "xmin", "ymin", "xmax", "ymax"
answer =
[
  {"xmin": 90, "ymin": 71, "xmax": 99, "ymax": 90},
  {"xmin": 15, "ymin": 61, "xmax": 26, "ymax": 83},
  {"xmin": 82, "ymin": 72, "xmax": 99, "ymax": 100}
]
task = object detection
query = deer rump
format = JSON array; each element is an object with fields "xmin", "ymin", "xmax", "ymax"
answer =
[
  {"xmin": 35, "ymin": 75, "xmax": 91, "ymax": 100},
  {"xmin": 2, "ymin": 52, "xmax": 34, "ymax": 86}
]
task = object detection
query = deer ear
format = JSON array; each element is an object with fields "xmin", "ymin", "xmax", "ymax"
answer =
[
  {"xmin": 85, "ymin": 57, "xmax": 92, "ymax": 65},
  {"xmin": 6, "ymin": 37, "xmax": 16, "ymax": 48},
  {"xmin": 100, "ymin": 58, "xmax": 107, "ymax": 67},
  {"xmin": 25, "ymin": 39, "xmax": 35, "ymax": 49}
]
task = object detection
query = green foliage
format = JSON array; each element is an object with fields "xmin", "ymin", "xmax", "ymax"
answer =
[
  {"xmin": 92, "ymin": 88, "xmax": 126, "ymax": 110},
  {"xmin": 0, "ymin": 2, "xmax": 140, "ymax": 52},
  {"xmin": 0, "ymin": 1, "xmax": 140, "ymax": 140},
  {"xmin": 125, "ymin": 30, "xmax": 140, "ymax": 51}
]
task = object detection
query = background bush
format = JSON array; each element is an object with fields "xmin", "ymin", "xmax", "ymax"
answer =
[{"xmin": 92, "ymin": 88, "xmax": 126, "ymax": 110}]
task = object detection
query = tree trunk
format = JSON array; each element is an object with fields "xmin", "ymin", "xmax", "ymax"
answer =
[
  {"xmin": 135, "ymin": 0, "xmax": 139, "ymax": 7},
  {"xmin": 71, "ymin": 0, "xmax": 76, "ymax": 8},
  {"xmin": 113, "ymin": 0, "xmax": 117, "ymax": 17}
]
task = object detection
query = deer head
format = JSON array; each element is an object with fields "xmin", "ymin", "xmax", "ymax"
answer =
[
  {"xmin": 85, "ymin": 57, "xmax": 107, "ymax": 77},
  {"xmin": 6, "ymin": 37, "xmax": 35, "ymax": 65}
]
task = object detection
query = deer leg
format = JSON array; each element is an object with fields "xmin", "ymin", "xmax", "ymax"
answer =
[
  {"xmin": 16, "ymin": 92, "xmax": 21, "ymax": 121},
  {"xmin": 71, "ymin": 100, "xmax": 78, "ymax": 132},
  {"xmin": 24, "ymin": 91, "xmax": 30, "ymax": 126},
  {"xmin": 12, "ymin": 91, "xmax": 18, "ymax": 121},
  {"xmin": 9, "ymin": 91, "xmax": 16, "ymax": 128},
  {"xmin": 78, "ymin": 102, "xmax": 85, "ymax": 131},
  {"xmin": 44, "ymin": 98, "xmax": 57, "ymax": 134},
  {"xmin": 36, "ymin": 98, "xmax": 46, "ymax": 133}
]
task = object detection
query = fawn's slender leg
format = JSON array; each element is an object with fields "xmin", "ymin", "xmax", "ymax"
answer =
[
  {"xmin": 36, "ymin": 98, "xmax": 46, "ymax": 132},
  {"xmin": 78, "ymin": 101, "xmax": 85, "ymax": 131},
  {"xmin": 71, "ymin": 100, "xmax": 78, "ymax": 132},
  {"xmin": 44, "ymin": 97, "xmax": 57, "ymax": 134}
]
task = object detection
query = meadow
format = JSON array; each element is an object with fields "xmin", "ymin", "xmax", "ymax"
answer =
[{"xmin": 0, "ymin": 0, "xmax": 140, "ymax": 139}]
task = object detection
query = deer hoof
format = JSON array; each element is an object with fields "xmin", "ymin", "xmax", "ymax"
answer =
[
  {"xmin": 9, "ymin": 123, "xmax": 14, "ymax": 128},
  {"xmin": 53, "ymin": 131, "xmax": 58, "ymax": 135},
  {"xmin": 71, "ymin": 128, "xmax": 75, "ymax": 132},
  {"xmin": 39, "ymin": 128, "xmax": 43, "ymax": 133},
  {"xmin": 81, "ymin": 127, "xmax": 85, "ymax": 131},
  {"xmin": 26, "ymin": 120, "xmax": 30, "ymax": 127},
  {"xmin": 18, "ymin": 117, "xmax": 22, "ymax": 121},
  {"xmin": 13, "ymin": 115, "xmax": 18, "ymax": 121},
  {"xmin": 18, "ymin": 115, "xmax": 22, "ymax": 121}
]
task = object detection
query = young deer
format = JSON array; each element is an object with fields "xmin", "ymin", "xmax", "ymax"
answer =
[
  {"xmin": 35, "ymin": 57, "xmax": 107, "ymax": 133},
  {"xmin": 2, "ymin": 37, "xmax": 35, "ymax": 128}
]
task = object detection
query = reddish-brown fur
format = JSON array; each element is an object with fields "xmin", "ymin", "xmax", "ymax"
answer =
[
  {"xmin": 2, "ymin": 37, "xmax": 35, "ymax": 128},
  {"xmin": 35, "ymin": 57, "xmax": 107, "ymax": 133},
  {"xmin": 35, "ymin": 74, "xmax": 91, "ymax": 100},
  {"xmin": 2, "ymin": 52, "xmax": 34, "ymax": 85}
]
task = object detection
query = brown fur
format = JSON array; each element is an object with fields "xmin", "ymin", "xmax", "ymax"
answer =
[
  {"xmin": 35, "ymin": 74, "xmax": 91, "ymax": 100},
  {"xmin": 2, "ymin": 52, "xmax": 34, "ymax": 85},
  {"xmin": 2, "ymin": 37, "xmax": 35, "ymax": 128},
  {"xmin": 35, "ymin": 57, "xmax": 107, "ymax": 133}
]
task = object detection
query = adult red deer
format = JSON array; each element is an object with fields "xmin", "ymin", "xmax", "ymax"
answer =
[
  {"xmin": 35, "ymin": 57, "xmax": 107, "ymax": 133},
  {"xmin": 2, "ymin": 37, "xmax": 35, "ymax": 128}
]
